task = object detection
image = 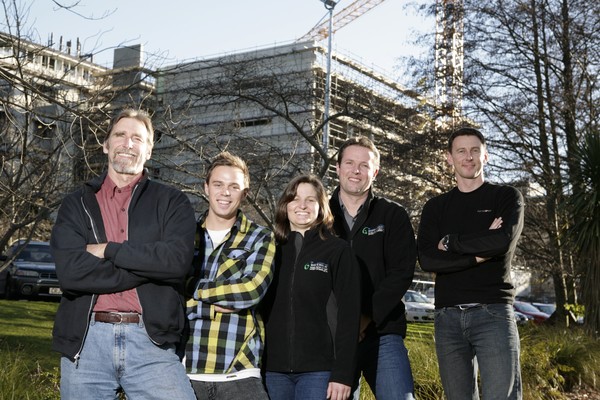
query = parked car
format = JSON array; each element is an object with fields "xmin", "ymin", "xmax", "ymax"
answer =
[
  {"xmin": 403, "ymin": 290, "xmax": 435, "ymax": 322},
  {"xmin": 532, "ymin": 302, "xmax": 556, "ymax": 317},
  {"xmin": 0, "ymin": 240, "xmax": 61, "ymax": 299},
  {"xmin": 513, "ymin": 301, "xmax": 550, "ymax": 323},
  {"xmin": 514, "ymin": 310, "xmax": 533, "ymax": 325}
]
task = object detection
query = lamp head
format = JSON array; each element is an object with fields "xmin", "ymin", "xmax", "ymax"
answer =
[{"xmin": 321, "ymin": 0, "xmax": 337, "ymax": 9}]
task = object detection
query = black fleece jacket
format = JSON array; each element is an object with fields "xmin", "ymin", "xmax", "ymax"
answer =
[
  {"xmin": 262, "ymin": 228, "xmax": 361, "ymax": 386},
  {"xmin": 50, "ymin": 171, "xmax": 196, "ymax": 361},
  {"xmin": 329, "ymin": 188, "xmax": 416, "ymax": 338}
]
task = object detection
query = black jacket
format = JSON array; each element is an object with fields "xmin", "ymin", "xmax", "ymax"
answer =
[
  {"xmin": 262, "ymin": 228, "xmax": 361, "ymax": 386},
  {"xmin": 329, "ymin": 187, "xmax": 416, "ymax": 337},
  {"xmin": 50, "ymin": 172, "xmax": 196, "ymax": 361}
]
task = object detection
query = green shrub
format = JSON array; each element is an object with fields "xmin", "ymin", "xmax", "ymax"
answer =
[{"xmin": 520, "ymin": 324, "xmax": 600, "ymax": 399}]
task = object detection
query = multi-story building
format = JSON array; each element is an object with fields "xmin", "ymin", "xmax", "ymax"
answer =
[
  {"xmin": 0, "ymin": 31, "xmax": 432, "ymax": 229},
  {"xmin": 0, "ymin": 32, "xmax": 153, "ymax": 244},
  {"xmin": 151, "ymin": 40, "xmax": 432, "ymax": 212}
]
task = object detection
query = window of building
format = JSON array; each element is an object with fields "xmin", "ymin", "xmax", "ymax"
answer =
[{"xmin": 235, "ymin": 117, "xmax": 272, "ymax": 128}]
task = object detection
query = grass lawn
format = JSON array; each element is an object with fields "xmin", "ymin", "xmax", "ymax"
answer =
[
  {"xmin": 1, "ymin": 299, "xmax": 598, "ymax": 400},
  {"xmin": 0, "ymin": 299, "xmax": 59, "ymax": 371},
  {"xmin": 0, "ymin": 298, "xmax": 60, "ymax": 399}
]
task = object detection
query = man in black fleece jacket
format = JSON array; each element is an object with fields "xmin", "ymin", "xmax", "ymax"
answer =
[
  {"xmin": 51, "ymin": 109, "xmax": 196, "ymax": 399},
  {"xmin": 329, "ymin": 136, "xmax": 416, "ymax": 400},
  {"xmin": 417, "ymin": 127, "xmax": 524, "ymax": 400}
]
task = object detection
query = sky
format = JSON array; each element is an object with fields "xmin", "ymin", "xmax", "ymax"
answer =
[{"xmin": 19, "ymin": 0, "xmax": 433, "ymax": 80}]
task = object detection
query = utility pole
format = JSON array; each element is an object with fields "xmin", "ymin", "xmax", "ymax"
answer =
[{"xmin": 300, "ymin": 0, "xmax": 388, "ymax": 165}]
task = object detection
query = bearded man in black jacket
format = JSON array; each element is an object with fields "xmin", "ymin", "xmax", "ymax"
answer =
[
  {"xmin": 51, "ymin": 109, "xmax": 196, "ymax": 399},
  {"xmin": 329, "ymin": 136, "xmax": 417, "ymax": 400}
]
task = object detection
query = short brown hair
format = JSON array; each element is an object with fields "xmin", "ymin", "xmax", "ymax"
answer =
[
  {"xmin": 337, "ymin": 136, "xmax": 380, "ymax": 167},
  {"xmin": 205, "ymin": 151, "xmax": 250, "ymax": 188},
  {"xmin": 273, "ymin": 174, "xmax": 334, "ymax": 243},
  {"xmin": 105, "ymin": 109, "xmax": 154, "ymax": 147},
  {"xmin": 447, "ymin": 127, "xmax": 486, "ymax": 151}
]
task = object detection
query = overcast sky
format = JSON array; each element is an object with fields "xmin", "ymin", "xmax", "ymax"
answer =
[{"xmin": 19, "ymin": 0, "xmax": 433, "ymax": 79}]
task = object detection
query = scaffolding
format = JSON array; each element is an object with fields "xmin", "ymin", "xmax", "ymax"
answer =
[{"xmin": 434, "ymin": 0, "xmax": 464, "ymax": 132}]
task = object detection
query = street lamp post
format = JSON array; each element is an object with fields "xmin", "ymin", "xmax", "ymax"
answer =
[{"xmin": 321, "ymin": 0, "xmax": 336, "ymax": 164}]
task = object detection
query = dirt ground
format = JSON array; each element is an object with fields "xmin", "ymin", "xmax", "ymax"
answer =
[{"xmin": 564, "ymin": 386, "xmax": 600, "ymax": 400}]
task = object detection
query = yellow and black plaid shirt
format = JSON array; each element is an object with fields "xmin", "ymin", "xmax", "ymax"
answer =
[{"xmin": 185, "ymin": 211, "xmax": 275, "ymax": 374}]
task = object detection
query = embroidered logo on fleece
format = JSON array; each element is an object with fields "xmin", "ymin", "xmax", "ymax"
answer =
[
  {"xmin": 362, "ymin": 225, "xmax": 385, "ymax": 235},
  {"xmin": 303, "ymin": 262, "xmax": 329, "ymax": 273}
]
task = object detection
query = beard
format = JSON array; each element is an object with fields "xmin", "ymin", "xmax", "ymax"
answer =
[{"xmin": 109, "ymin": 148, "xmax": 146, "ymax": 175}]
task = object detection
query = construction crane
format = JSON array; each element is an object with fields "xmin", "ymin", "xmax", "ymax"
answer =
[
  {"xmin": 298, "ymin": 0, "xmax": 388, "ymax": 160},
  {"xmin": 434, "ymin": 0, "xmax": 464, "ymax": 131},
  {"xmin": 299, "ymin": 0, "xmax": 464, "ymax": 134},
  {"xmin": 298, "ymin": 0, "xmax": 387, "ymax": 42}
]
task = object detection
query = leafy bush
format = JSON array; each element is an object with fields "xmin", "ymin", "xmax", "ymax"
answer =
[{"xmin": 520, "ymin": 324, "xmax": 600, "ymax": 399}]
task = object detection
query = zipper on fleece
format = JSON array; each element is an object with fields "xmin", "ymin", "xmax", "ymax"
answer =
[
  {"xmin": 73, "ymin": 196, "xmax": 103, "ymax": 368},
  {"xmin": 74, "ymin": 295, "xmax": 96, "ymax": 368},
  {"xmin": 287, "ymin": 233, "xmax": 305, "ymax": 372}
]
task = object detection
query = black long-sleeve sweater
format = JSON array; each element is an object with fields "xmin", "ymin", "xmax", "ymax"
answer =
[{"xmin": 417, "ymin": 182, "xmax": 524, "ymax": 308}]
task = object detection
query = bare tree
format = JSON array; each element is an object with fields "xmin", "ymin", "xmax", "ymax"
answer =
[
  {"xmin": 0, "ymin": 0, "xmax": 156, "ymax": 255},
  {"xmin": 403, "ymin": 0, "xmax": 600, "ymax": 324},
  {"xmin": 150, "ymin": 45, "xmax": 435, "ymax": 227}
]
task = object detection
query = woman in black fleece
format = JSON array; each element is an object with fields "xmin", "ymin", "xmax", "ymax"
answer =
[{"xmin": 261, "ymin": 174, "xmax": 361, "ymax": 400}]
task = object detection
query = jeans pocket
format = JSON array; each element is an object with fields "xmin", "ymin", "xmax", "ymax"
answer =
[{"xmin": 483, "ymin": 303, "xmax": 514, "ymax": 321}]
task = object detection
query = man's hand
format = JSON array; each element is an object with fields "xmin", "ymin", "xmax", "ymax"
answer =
[
  {"xmin": 489, "ymin": 217, "xmax": 503, "ymax": 230},
  {"xmin": 214, "ymin": 305, "xmax": 235, "ymax": 313},
  {"xmin": 476, "ymin": 217, "xmax": 504, "ymax": 263},
  {"xmin": 86, "ymin": 243, "xmax": 107, "ymax": 259},
  {"xmin": 327, "ymin": 382, "xmax": 351, "ymax": 400},
  {"xmin": 358, "ymin": 314, "xmax": 372, "ymax": 342}
]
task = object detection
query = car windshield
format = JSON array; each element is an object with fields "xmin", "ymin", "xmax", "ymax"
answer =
[
  {"xmin": 516, "ymin": 302, "xmax": 541, "ymax": 313},
  {"xmin": 404, "ymin": 291, "xmax": 431, "ymax": 303},
  {"xmin": 535, "ymin": 304, "xmax": 556, "ymax": 314},
  {"xmin": 16, "ymin": 245, "xmax": 54, "ymax": 263}
]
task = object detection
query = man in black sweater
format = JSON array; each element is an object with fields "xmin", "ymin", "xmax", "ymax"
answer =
[
  {"xmin": 330, "ymin": 136, "xmax": 416, "ymax": 400},
  {"xmin": 417, "ymin": 127, "xmax": 524, "ymax": 400}
]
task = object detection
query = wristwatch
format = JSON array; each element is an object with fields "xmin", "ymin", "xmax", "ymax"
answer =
[{"xmin": 441, "ymin": 235, "xmax": 450, "ymax": 251}]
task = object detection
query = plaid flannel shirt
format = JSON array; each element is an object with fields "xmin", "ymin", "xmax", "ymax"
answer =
[{"xmin": 185, "ymin": 211, "xmax": 275, "ymax": 374}]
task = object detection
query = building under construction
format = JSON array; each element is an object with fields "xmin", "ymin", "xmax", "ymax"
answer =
[
  {"xmin": 150, "ymin": 40, "xmax": 432, "ymax": 207},
  {"xmin": 0, "ymin": 27, "xmax": 436, "ymax": 218}
]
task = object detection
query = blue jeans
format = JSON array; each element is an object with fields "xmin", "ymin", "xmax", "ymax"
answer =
[
  {"xmin": 191, "ymin": 378, "xmax": 269, "ymax": 400},
  {"xmin": 266, "ymin": 371, "xmax": 330, "ymax": 400},
  {"xmin": 60, "ymin": 316, "xmax": 196, "ymax": 400},
  {"xmin": 353, "ymin": 333, "xmax": 415, "ymax": 400},
  {"xmin": 434, "ymin": 303, "xmax": 522, "ymax": 400}
]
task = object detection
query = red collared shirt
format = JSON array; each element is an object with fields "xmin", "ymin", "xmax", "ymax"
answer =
[{"xmin": 93, "ymin": 175, "xmax": 142, "ymax": 313}]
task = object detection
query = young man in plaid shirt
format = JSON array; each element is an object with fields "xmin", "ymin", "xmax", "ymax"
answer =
[{"xmin": 185, "ymin": 151, "xmax": 275, "ymax": 400}]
